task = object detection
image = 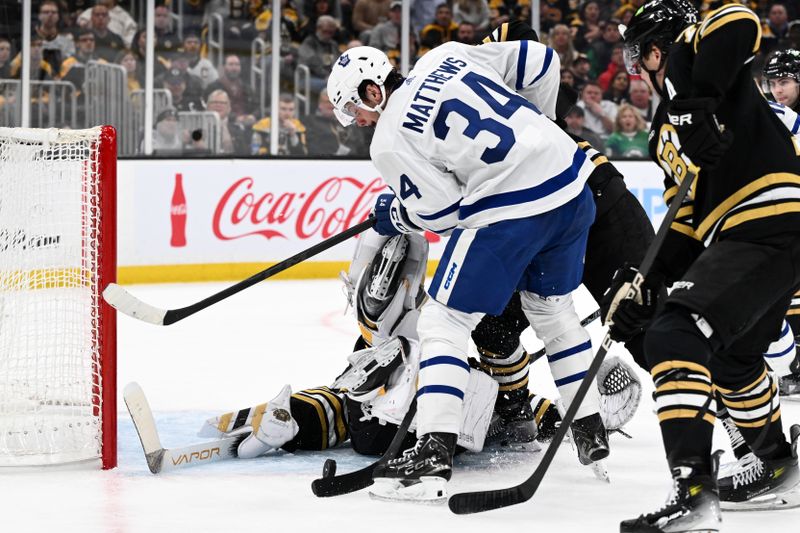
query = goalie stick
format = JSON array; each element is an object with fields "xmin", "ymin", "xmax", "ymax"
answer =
[
  {"xmin": 448, "ymin": 169, "xmax": 697, "ymax": 515},
  {"xmin": 104, "ymin": 217, "xmax": 376, "ymax": 325},
  {"xmin": 311, "ymin": 399, "xmax": 417, "ymax": 497},
  {"xmin": 124, "ymin": 382, "xmax": 241, "ymax": 473}
]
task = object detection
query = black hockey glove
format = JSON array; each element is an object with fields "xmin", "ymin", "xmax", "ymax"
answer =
[
  {"xmin": 666, "ymin": 97, "xmax": 733, "ymax": 171},
  {"xmin": 601, "ymin": 264, "xmax": 664, "ymax": 343}
]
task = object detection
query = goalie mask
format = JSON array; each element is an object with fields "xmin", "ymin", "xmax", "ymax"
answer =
[{"xmin": 355, "ymin": 233, "xmax": 428, "ymax": 345}]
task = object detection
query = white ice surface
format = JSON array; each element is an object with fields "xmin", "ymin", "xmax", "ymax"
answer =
[{"xmin": 1, "ymin": 280, "xmax": 798, "ymax": 532}]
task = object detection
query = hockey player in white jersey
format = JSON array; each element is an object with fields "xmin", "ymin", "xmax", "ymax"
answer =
[{"xmin": 327, "ymin": 41, "xmax": 603, "ymax": 502}]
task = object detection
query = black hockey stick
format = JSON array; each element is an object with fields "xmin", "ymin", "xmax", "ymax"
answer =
[
  {"xmin": 449, "ymin": 170, "xmax": 697, "ymax": 514},
  {"xmin": 311, "ymin": 399, "xmax": 417, "ymax": 497},
  {"xmin": 103, "ymin": 217, "xmax": 376, "ymax": 325}
]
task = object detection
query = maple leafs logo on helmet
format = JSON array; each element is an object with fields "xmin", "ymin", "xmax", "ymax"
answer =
[
  {"xmin": 338, "ymin": 53, "xmax": 350, "ymax": 67},
  {"xmin": 327, "ymin": 46, "xmax": 394, "ymax": 127}
]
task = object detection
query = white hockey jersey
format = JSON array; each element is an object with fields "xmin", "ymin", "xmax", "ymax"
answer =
[
  {"xmin": 769, "ymin": 100, "xmax": 800, "ymax": 140},
  {"xmin": 370, "ymin": 40, "xmax": 595, "ymax": 233}
]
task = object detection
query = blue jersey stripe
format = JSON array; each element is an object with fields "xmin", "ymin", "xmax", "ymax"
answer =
[
  {"xmin": 547, "ymin": 340, "xmax": 592, "ymax": 362},
  {"xmin": 765, "ymin": 343, "xmax": 796, "ymax": 358},
  {"xmin": 792, "ymin": 113, "xmax": 800, "ymax": 134},
  {"xmin": 419, "ymin": 355, "xmax": 471, "ymax": 372},
  {"xmin": 782, "ymin": 321, "xmax": 790, "ymax": 337},
  {"xmin": 516, "ymin": 40, "xmax": 528, "ymax": 90},
  {"xmin": 417, "ymin": 199, "xmax": 462, "ymax": 221},
  {"xmin": 554, "ymin": 371, "xmax": 587, "ymax": 387},
  {"xmin": 417, "ymin": 385, "xmax": 465, "ymax": 399},
  {"xmin": 428, "ymin": 228, "xmax": 463, "ymax": 300},
  {"xmin": 458, "ymin": 147, "xmax": 587, "ymax": 220},
  {"xmin": 530, "ymin": 47, "xmax": 554, "ymax": 85}
]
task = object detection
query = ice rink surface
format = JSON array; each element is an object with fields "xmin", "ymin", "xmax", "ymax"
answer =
[{"xmin": 2, "ymin": 279, "xmax": 798, "ymax": 532}]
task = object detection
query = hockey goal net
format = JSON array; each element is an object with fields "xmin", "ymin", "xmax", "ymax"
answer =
[{"xmin": 0, "ymin": 126, "xmax": 116, "ymax": 468}]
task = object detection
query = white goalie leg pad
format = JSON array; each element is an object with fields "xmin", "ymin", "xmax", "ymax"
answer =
[
  {"xmin": 236, "ymin": 385, "xmax": 299, "ymax": 459},
  {"xmin": 457, "ymin": 369, "xmax": 499, "ymax": 452},
  {"xmin": 416, "ymin": 299, "xmax": 483, "ymax": 436},
  {"xmin": 367, "ymin": 338, "xmax": 421, "ymax": 426},
  {"xmin": 342, "ymin": 229, "xmax": 389, "ymax": 306},
  {"xmin": 596, "ymin": 356, "xmax": 642, "ymax": 430},
  {"xmin": 520, "ymin": 291, "xmax": 600, "ymax": 420},
  {"xmin": 332, "ymin": 337, "xmax": 407, "ymax": 402},
  {"xmin": 764, "ymin": 319, "xmax": 796, "ymax": 377}
]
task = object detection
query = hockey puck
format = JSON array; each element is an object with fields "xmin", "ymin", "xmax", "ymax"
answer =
[{"xmin": 322, "ymin": 458, "xmax": 337, "ymax": 478}]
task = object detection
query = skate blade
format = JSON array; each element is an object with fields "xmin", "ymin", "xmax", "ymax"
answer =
[
  {"xmin": 589, "ymin": 459, "xmax": 610, "ymax": 483},
  {"xmin": 368, "ymin": 477, "xmax": 448, "ymax": 505},
  {"xmin": 721, "ymin": 482, "xmax": 800, "ymax": 512}
]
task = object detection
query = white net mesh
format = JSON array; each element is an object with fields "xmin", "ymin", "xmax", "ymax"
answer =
[{"xmin": 0, "ymin": 127, "xmax": 111, "ymax": 466}]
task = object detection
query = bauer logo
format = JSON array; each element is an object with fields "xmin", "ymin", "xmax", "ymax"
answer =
[{"xmin": 170, "ymin": 447, "xmax": 221, "ymax": 466}]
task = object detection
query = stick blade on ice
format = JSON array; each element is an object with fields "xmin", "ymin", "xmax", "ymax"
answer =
[
  {"xmin": 447, "ymin": 486, "xmax": 530, "ymax": 514},
  {"xmin": 104, "ymin": 283, "xmax": 168, "ymax": 325},
  {"xmin": 123, "ymin": 382, "xmax": 166, "ymax": 473}
]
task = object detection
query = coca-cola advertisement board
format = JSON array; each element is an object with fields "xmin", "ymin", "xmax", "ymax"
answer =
[{"xmin": 116, "ymin": 159, "xmax": 666, "ymax": 283}]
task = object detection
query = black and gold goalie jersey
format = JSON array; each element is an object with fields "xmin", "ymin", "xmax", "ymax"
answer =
[{"xmin": 649, "ymin": 4, "xmax": 800, "ymax": 282}]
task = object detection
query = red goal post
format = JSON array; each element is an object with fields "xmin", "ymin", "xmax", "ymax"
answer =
[{"xmin": 0, "ymin": 125, "xmax": 117, "ymax": 469}]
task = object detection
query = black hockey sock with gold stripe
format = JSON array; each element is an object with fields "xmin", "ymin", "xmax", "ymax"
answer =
[
  {"xmin": 478, "ymin": 343, "xmax": 531, "ymax": 399},
  {"xmin": 651, "ymin": 360, "xmax": 716, "ymax": 462},
  {"xmin": 717, "ymin": 366, "xmax": 790, "ymax": 460}
]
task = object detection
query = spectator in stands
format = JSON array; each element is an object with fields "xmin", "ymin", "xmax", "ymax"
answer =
[
  {"xmin": 0, "ymin": 37, "xmax": 12, "ymax": 78},
  {"xmin": 60, "ymin": 29, "xmax": 104, "ymax": 93},
  {"xmin": 590, "ymin": 20, "xmax": 622, "ymax": 79},
  {"xmin": 603, "ymin": 70, "xmax": 630, "ymax": 105},
  {"xmin": 763, "ymin": 3, "xmax": 791, "ymax": 55},
  {"xmin": 456, "ymin": 22, "xmax": 479, "ymax": 44},
  {"xmin": 78, "ymin": 0, "xmax": 137, "ymax": 47},
  {"xmin": 420, "ymin": 2, "xmax": 459, "ymax": 55},
  {"xmin": 541, "ymin": 0, "xmax": 576, "ymax": 35},
  {"xmin": 252, "ymin": 93, "xmax": 308, "ymax": 155},
  {"xmin": 305, "ymin": 88, "xmax": 353, "ymax": 155},
  {"xmin": 36, "ymin": 0, "xmax": 74, "ymax": 74},
  {"xmin": 163, "ymin": 68, "xmax": 203, "ymax": 111},
  {"xmin": 87, "ymin": 4, "xmax": 126, "ymax": 62},
  {"xmin": 577, "ymin": 81, "xmax": 617, "ymax": 137},
  {"xmin": 627, "ymin": 78, "xmax": 658, "ymax": 127},
  {"xmin": 488, "ymin": 0, "xmax": 530, "ymax": 28},
  {"xmin": 352, "ymin": 0, "xmax": 392, "ymax": 42},
  {"xmin": 302, "ymin": 0, "xmax": 349, "ymax": 41},
  {"xmin": 549, "ymin": 23, "xmax": 580, "ymax": 72},
  {"xmin": 204, "ymin": 55, "xmax": 258, "ymax": 127},
  {"xmin": 561, "ymin": 67, "xmax": 575, "ymax": 87},
  {"xmin": 9, "ymin": 35, "xmax": 54, "ymax": 80},
  {"xmin": 571, "ymin": 54, "xmax": 591, "ymax": 92},
  {"xmin": 596, "ymin": 42, "xmax": 626, "ymax": 92},
  {"xmin": 151, "ymin": 107, "xmax": 185, "ymax": 155},
  {"xmin": 605, "ymin": 103, "xmax": 649, "ymax": 159},
  {"xmin": 153, "ymin": 2, "xmax": 180, "ymax": 59},
  {"xmin": 564, "ymin": 106, "xmax": 605, "ymax": 151},
  {"xmin": 298, "ymin": 15, "xmax": 341, "ymax": 94},
  {"xmin": 254, "ymin": 12, "xmax": 301, "ymax": 94},
  {"xmin": 182, "ymin": 32, "xmax": 219, "ymax": 90},
  {"xmin": 452, "ymin": 0, "xmax": 490, "ymax": 34},
  {"xmin": 116, "ymin": 49, "xmax": 143, "ymax": 92},
  {"xmin": 205, "ymin": 88, "xmax": 249, "ymax": 155},
  {"xmin": 572, "ymin": 0, "xmax": 602, "ymax": 52},
  {"xmin": 132, "ymin": 30, "xmax": 169, "ymax": 78},
  {"xmin": 369, "ymin": 0, "xmax": 402, "ymax": 52},
  {"xmin": 167, "ymin": 52, "xmax": 205, "ymax": 103}
]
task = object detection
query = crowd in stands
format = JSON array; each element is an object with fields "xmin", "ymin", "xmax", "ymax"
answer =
[{"xmin": 1, "ymin": 0, "xmax": 799, "ymax": 158}]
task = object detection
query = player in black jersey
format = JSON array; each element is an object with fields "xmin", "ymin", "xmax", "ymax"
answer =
[{"xmin": 616, "ymin": 0, "xmax": 800, "ymax": 530}]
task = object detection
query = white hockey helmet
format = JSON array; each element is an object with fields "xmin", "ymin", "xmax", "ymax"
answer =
[{"xmin": 327, "ymin": 46, "xmax": 393, "ymax": 127}]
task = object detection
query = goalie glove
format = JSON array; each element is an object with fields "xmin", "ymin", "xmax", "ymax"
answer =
[
  {"xmin": 666, "ymin": 97, "xmax": 733, "ymax": 171},
  {"xmin": 235, "ymin": 385, "xmax": 300, "ymax": 459},
  {"xmin": 596, "ymin": 357, "xmax": 642, "ymax": 431}
]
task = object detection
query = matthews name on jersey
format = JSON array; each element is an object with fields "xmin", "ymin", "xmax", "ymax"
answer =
[
  {"xmin": 650, "ymin": 3, "xmax": 800, "ymax": 268},
  {"xmin": 369, "ymin": 40, "xmax": 596, "ymax": 233}
]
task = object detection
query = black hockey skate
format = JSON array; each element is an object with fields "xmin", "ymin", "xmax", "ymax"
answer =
[
  {"xmin": 620, "ymin": 457, "xmax": 721, "ymax": 533},
  {"xmin": 486, "ymin": 389, "xmax": 537, "ymax": 446},
  {"xmin": 718, "ymin": 424, "xmax": 800, "ymax": 511},
  {"xmin": 571, "ymin": 413, "xmax": 610, "ymax": 465},
  {"xmin": 370, "ymin": 432, "xmax": 457, "ymax": 504}
]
